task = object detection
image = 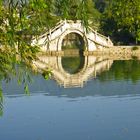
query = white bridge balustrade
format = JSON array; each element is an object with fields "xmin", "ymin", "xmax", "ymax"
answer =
[{"xmin": 31, "ymin": 20, "xmax": 113, "ymax": 52}]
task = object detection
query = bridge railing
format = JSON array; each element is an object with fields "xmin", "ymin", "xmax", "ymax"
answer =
[
  {"xmin": 48, "ymin": 20, "xmax": 65, "ymax": 35},
  {"xmin": 32, "ymin": 20, "xmax": 113, "ymax": 47},
  {"xmin": 37, "ymin": 20, "xmax": 65, "ymax": 40},
  {"xmin": 63, "ymin": 21, "xmax": 113, "ymax": 46},
  {"xmin": 43, "ymin": 20, "xmax": 82, "ymax": 41},
  {"xmin": 88, "ymin": 26, "xmax": 113, "ymax": 46}
]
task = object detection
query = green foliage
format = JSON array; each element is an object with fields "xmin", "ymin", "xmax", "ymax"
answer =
[
  {"xmin": 99, "ymin": 60, "xmax": 140, "ymax": 83},
  {"xmin": 54, "ymin": 0, "xmax": 100, "ymax": 28},
  {"xmin": 132, "ymin": 46, "xmax": 139, "ymax": 51},
  {"xmin": 0, "ymin": 85, "xmax": 3, "ymax": 117},
  {"xmin": 94, "ymin": 0, "xmax": 109, "ymax": 13},
  {"xmin": 77, "ymin": 0, "xmax": 100, "ymax": 28},
  {"xmin": 0, "ymin": 48, "xmax": 15, "ymax": 82},
  {"xmin": 16, "ymin": 62, "xmax": 37, "ymax": 95},
  {"xmin": 100, "ymin": 0, "xmax": 140, "ymax": 45},
  {"xmin": 42, "ymin": 69, "xmax": 52, "ymax": 80},
  {"xmin": 24, "ymin": 84, "xmax": 30, "ymax": 95},
  {"xmin": 61, "ymin": 56, "xmax": 85, "ymax": 74}
]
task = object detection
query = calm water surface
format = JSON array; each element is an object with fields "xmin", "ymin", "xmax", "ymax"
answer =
[{"xmin": 0, "ymin": 57, "xmax": 140, "ymax": 140}]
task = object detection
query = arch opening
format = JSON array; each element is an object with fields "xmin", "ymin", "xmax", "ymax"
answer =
[{"xmin": 62, "ymin": 33, "xmax": 85, "ymax": 53}]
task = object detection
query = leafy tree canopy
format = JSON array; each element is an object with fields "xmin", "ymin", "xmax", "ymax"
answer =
[{"xmin": 101, "ymin": 0, "xmax": 140, "ymax": 45}]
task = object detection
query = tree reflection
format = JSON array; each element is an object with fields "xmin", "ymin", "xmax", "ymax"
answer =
[
  {"xmin": 99, "ymin": 60, "xmax": 140, "ymax": 83},
  {"xmin": 0, "ymin": 85, "xmax": 3, "ymax": 116},
  {"xmin": 61, "ymin": 55, "xmax": 85, "ymax": 74},
  {"xmin": 0, "ymin": 48, "xmax": 15, "ymax": 116}
]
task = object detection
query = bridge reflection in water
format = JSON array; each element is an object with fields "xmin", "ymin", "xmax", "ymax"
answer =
[{"xmin": 33, "ymin": 54, "xmax": 113, "ymax": 88}]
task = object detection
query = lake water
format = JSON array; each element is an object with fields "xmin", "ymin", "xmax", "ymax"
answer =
[{"xmin": 0, "ymin": 55, "xmax": 140, "ymax": 140}]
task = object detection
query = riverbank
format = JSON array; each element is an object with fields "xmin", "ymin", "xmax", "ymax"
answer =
[
  {"xmin": 84, "ymin": 46, "xmax": 140, "ymax": 55},
  {"xmin": 86, "ymin": 46, "xmax": 140, "ymax": 59},
  {"xmin": 1, "ymin": 45, "xmax": 140, "ymax": 60},
  {"xmin": 38, "ymin": 46, "xmax": 140, "ymax": 58}
]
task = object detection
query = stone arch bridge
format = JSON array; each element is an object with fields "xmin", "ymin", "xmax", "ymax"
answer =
[{"xmin": 32, "ymin": 20, "xmax": 113, "ymax": 52}]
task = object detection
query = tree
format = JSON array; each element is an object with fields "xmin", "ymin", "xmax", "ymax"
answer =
[
  {"xmin": 101, "ymin": 0, "xmax": 140, "ymax": 45},
  {"xmin": 54, "ymin": 0, "xmax": 100, "ymax": 28},
  {"xmin": 94, "ymin": 0, "xmax": 109, "ymax": 13},
  {"xmin": 113, "ymin": 0, "xmax": 140, "ymax": 44}
]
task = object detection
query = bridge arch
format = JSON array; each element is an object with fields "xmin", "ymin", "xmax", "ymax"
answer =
[{"xmin": 57, "ymin": 29, "xmax": 89, "ymax": 51}]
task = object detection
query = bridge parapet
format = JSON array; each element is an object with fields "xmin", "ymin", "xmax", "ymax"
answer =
[
  {"xmin": 87, "ymin": 26, "xmax": 113, "ymax": 47},
  {"xmin": 31, "ymin": 20, "xmax": 113, "ymax": 52}
]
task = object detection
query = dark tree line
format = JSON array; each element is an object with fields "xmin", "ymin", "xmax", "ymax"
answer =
[{"xmin": 95, "ymin": 0, "xmax": 140, "ymax": 45}]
